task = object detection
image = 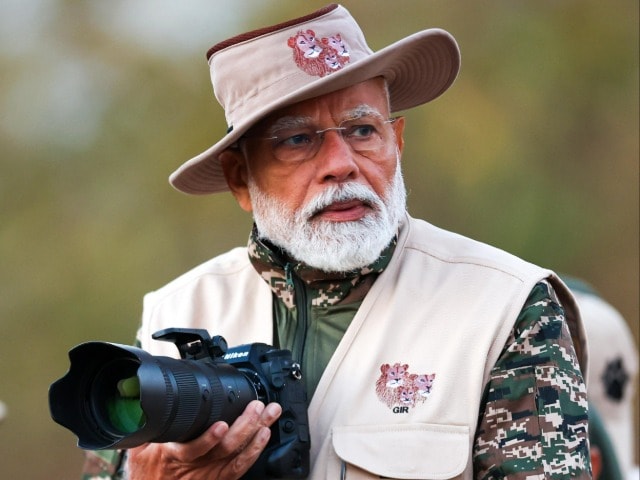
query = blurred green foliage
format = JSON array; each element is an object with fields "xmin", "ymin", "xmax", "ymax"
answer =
[{"xmin": 0, "ymin": 1, "xmax": 637, "ymax": 478}]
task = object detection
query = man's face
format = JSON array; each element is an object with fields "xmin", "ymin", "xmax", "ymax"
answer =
[{"xmin": 222, "ymin": 78, "xmax": 406, "ymax": 271}]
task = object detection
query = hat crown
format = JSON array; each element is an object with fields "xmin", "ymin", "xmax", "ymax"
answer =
[{"xmin": 209, "ymin": 4, "xmax": 372, "ymax": 132}]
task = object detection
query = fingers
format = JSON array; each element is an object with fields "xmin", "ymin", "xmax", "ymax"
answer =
[
  {"xmin": 214, "ymin": 401, "xmax": 282, "ymax": 459},
  {"xmin": 127, "ymin": 401, "xmax": 283, "ymax": 480},
  {"xmin": 214, "ymin": 401, "xmax": 282, "ymax": 479},
  {"xmin": 165, "ymin": 420, "xmax": 229, "ymax": 462},
  {"xmin": 218, "ymin": 426, "xmax": 271, "ymax": 478},
  {"xmin": 160, "ymin": 401, "xmax": 281, "ymax": 465}
]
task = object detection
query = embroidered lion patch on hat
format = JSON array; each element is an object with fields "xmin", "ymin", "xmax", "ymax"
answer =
[
  {"xmin": 288, "ymin": 29, "xmax": 350, "ymax": 77},
  {"xmin": 376, "ymin": 362, "xmax": 436, "ymax": 412}
]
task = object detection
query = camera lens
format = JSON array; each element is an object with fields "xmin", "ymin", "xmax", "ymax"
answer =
[
  {"xmin": 49, "ymin": 341, "xmax": 259, "ymax": 449},
  {"xmin": 91, "ymin": 359, "xmax": 146, "ymax": 436},
  {"xmin": 107, "ymin": 376, "xmax": 145, "ymax": 434}
]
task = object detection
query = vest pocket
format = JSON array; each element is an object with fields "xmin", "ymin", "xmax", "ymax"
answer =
[{"xmin": 332, "ymin": 423, "xmax": 469, "ymax": 479}]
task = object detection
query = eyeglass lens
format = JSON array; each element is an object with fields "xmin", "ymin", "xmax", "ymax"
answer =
[{"xmin": 266, "ymin": 116, "xmax": 396, "ymax": 163}]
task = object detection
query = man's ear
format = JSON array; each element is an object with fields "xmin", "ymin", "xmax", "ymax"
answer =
[
  {"xmin": 393, "ymin": 116, "xmax": 405, "ymax": 156},
  {"xmin": 219, "ymin": 149, "xmax": 253, "ymax": 212}
]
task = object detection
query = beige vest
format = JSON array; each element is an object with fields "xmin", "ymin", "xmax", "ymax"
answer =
[{"xmin": 138, "ymin": 215, "xmax": 586, "ymax": 479}]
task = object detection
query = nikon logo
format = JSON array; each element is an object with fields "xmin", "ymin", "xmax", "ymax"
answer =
[{"xmin": 224, "ymin": 351, "xmax": 249, "ymax": 360}]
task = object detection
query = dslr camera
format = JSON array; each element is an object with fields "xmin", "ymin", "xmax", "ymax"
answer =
[{"xmin": 49, "ymin": 328, "xmax": 310, "ymax": 479}]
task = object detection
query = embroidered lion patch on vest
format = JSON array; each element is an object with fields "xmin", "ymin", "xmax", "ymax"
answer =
[{"xmin": 375, "ymin": 362, "xmax": 436, "ymax": 412}]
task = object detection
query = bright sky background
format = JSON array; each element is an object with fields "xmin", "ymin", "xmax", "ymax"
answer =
[
  {"xmin": 0, "ymin": 0, "xmax": 253, "ymax": 57},
  {"xmin": 0, "ymin": 0, "xmax": 256, "ymax": 149}
]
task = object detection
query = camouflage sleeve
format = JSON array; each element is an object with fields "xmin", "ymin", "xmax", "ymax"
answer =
[
  {"xmin": 473, "ymin": 281, "xmax": 591, "ymax": 479},
  {"xmin": 80, "ymin": 449, "xmax": 126, "ymax": 479}
]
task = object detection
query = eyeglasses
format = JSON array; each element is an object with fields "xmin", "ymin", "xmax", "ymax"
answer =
[{"xmin": 243, "ymin": 115, "xmax": 399, "ymax": 163}]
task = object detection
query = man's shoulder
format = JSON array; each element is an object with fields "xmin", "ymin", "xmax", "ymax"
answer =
[
  {"xmin": 139, "ymin": 246, "xmax": 272, "ymax": 352},
  {"xmin": 146, "ymin": 246, "xmax": 256, "ymax": 300},
  {"xmin": 403, "ymin": 216, "xmax": 546, "ymax": 278}
]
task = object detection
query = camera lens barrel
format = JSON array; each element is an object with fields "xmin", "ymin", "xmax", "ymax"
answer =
[{"xmin": 49, "ymin": 341, "xmax": 257, "ymax": 450}]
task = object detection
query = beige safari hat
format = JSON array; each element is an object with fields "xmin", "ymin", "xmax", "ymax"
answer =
[{"xmin": 170, "ymin": 3, "xmax": 460, "ymax": 195}]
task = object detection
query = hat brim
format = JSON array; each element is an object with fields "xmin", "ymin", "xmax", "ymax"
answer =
[{"xmin": 170, "ymin": 28, "xmax": 460, "ymax": 195}]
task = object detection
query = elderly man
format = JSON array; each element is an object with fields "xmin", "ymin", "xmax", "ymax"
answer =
[{"xmin": 83, "ymin": 4, "xmax": 590, "ymax": 479}]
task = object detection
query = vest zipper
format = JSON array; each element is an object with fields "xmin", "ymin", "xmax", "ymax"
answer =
[{"xmin": 285, "ymin": 263, "xmax": 309, "ymax": 369}]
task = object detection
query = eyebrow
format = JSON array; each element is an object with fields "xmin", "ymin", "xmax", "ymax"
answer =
[
  {"xmin": 342, "ymin": 104, "xmax": 385, "ymax": 122},
  {"xmin": 265, "ymin": 104, "xmax": 385, "ymax": 136},
  {"xmin": 265, "ymin": 116, "xmax": 313, "ymax": 137}
]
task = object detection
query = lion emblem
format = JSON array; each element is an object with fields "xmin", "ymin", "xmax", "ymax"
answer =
[
  {"xmin": 288, "ymin": 29, "xmax": 350, "ymax": 77},
  {"xmin": 375, "ymin": 363, "xmax": 436, "ymax": 410}
]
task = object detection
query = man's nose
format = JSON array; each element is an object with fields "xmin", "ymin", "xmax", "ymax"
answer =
[{"xmin": 315, "ymin": 129, "xmax": 360, "ymax": 183}]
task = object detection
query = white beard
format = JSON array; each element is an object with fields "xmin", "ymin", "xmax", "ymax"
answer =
[{"xmin": 248, "ymin": 161, "xmax": 407, "ymax": 272}]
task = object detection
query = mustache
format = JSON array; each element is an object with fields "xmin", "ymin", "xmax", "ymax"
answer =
[{"xmin": 299, "ymin": 183, "xmax": 382, "ymax": 219}]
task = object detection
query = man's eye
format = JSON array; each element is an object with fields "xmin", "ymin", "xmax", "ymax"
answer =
[
  {"xmin": 348, "ymin": 124, "xmax": 376, "ymax": 138},
  {"xmin": 279, "ymin": 133, "xmax": 314, "ymax": 147}
]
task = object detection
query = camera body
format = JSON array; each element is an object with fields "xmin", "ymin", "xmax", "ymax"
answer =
[
  {"xmin": 49, "ymin": 328, "xmax": 310, "ymax": 479},
  {"xmin": 219, "ymin": 334, "xmax": 310, "ymax": 479}
]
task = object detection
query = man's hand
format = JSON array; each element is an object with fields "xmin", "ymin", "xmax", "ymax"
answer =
[{"xmin": 126, "ymin": 400, "xmax": 282, "ymax": 480}]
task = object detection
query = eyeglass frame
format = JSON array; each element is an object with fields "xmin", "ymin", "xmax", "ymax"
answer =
[{"xmin": 237, "ymin": 115, "xmax": 402, "ymax": 164}]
